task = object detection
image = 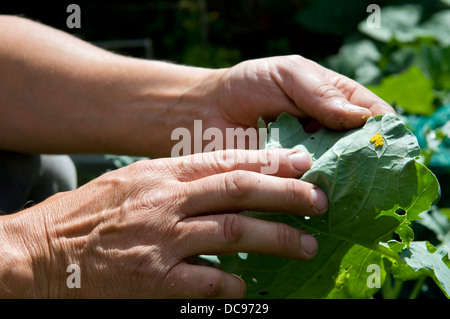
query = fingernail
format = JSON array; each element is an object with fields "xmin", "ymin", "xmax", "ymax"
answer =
[
  {"xmin": 343, "ymin": 103, "xmax": 369, "ymax": 113},
  {"xmin": 289, "ymin": 151, "xmax": 312, "ymax": 172},
  {"xmin": 311, "ymin": 187, "xmax": 328, "ymax": 214},
  {"xmin": 300, "ymin": 233, "xmax": 318, "ymax": 257}
]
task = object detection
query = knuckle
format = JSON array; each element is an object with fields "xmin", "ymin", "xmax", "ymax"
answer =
[
  {"xmin": 276, "ymin": 222, "xmax": 296, "ymax": 251},
  {"xmin": 212, "ymin": 150, "xmax": 236, "ymax": 172},
  {"xmin": 285, "ymin": 180, "xmax": 316, "ymax": 214},
  {"xmin": 142, "ymin": 181, "xmax": 180, "ymax": 209},
  {"xmin": 313, "ymin": 83, "xmax": 337, "ymax": 100},
  {"xmin": 314, "ymin": 83, "xmax": 348, "ymax": 103},
  {"xmin": 223, "ymin": 171, "xmax": 249, "ymax": 200},
  {"xmin": 286, "ymin": 54, "xmax": 304, "ymax": 64},
  {"xmin": 284, "ymin": 178, "xmax": 298, "ymax": 202},
  {"xmin": 222, "ymin": 214, "xmax": 244, "ymax": 244}
]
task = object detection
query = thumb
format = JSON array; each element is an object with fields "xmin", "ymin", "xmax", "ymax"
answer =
[{"xmin": 299, "ymin": 83, "xmax": 372, "ymax": 130}]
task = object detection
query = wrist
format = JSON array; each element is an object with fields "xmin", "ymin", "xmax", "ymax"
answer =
[
  {"xmin": 0, "ymin": 208, "xmax": 51, "ymax": 298},
  {"xmin": 107, "ymin": 59, "xmax": 227, "ymax": 158}
]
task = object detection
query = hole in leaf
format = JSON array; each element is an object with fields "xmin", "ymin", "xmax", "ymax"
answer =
[
  {"xmin": 237, "ymin": 252, "xmax": 248, "ymax": 260},
  {"xmin": 258, "ymin": 291, "xmax": 269, "ymax": 296}
]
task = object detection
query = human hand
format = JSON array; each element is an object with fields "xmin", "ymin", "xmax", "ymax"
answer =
[
  {"xmin": 207, "ymin": 55, "xmax": 395, "ymax": 132},
  {"xmin": 3, "ymin": 149, "xmax": 328, "ymax": 298}
]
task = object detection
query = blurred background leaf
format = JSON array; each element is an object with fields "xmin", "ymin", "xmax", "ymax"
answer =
[{"xmin": 367, "ymin": 66, "xmax": 435, "ymax": 115}]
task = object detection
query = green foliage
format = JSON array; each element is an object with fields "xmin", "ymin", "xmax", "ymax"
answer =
[
  {"xmin": 182, "ymin": 44, "xmax": 241, "ymax": 68},
  {"xmin": 323, "ymin": 2, "xmax": 450, "ymax": 108},
  {"xmin": 296, "ymin": 0, "xmax": 374, "ymax": 36},
  {"xmin": 417, "ymin": 206, "xmax": 450, "ymax": 244},
  {"xmin": 220, "ymin": 113, "xmax": 448, "ymax": 298},
  {"xmin": 358, "ymin": 4, "xmax": 424, "ymax": 43},
  {"xmin": 367, "ymin": 66, "xmax": 435, "ymax": 115},
  {"xmin": 396, "ymin": 241, "xmax": 450, "ymax": 297},
  {"xmin": 326, "ymin": 38, "xmax": 382, "ymax": 85}
]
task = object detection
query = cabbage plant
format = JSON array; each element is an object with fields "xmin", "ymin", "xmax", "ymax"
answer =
[{"xmin": 220, "ymin": 113, "xmax": 448, "ymax": 299}]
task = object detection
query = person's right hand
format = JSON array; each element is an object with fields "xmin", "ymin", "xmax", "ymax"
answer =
[{"xmin": 2, "ymin": 149, "xmax": 328, "ymax": 298}]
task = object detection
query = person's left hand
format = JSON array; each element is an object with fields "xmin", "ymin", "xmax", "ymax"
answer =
[{"xmin": 203, "ymin": 55, "xmax": 395, "ymax": 133}]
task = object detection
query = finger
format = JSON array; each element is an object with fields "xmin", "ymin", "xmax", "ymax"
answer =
[
  {"xmin": 295, "ymin": 79, "xmax": 373, "ymax": 130},
  {"xmin": 179, "ymin": 169, "xmax": 328, "ymax": 216},
  {"xmin": 176, "ymin": 213, "xmax": 318, "ymax": 260},
  {"xmin": 171, "ymin": 148, "xmax": 313, "ymax": 181},
  {"xmin": 163, "ymin": 262, "xmax": 246, "ymax": 299},
  {"xmin": 281, "ymin": 57, "xmax": 394, "ymax": 130},
  {"xmin": 337, "ymin": 78, "xmax": 396, "ymax": 116}
]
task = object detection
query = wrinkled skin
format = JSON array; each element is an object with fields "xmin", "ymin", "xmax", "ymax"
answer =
[
  {"xmin": 4, "ymin": 149, "xmax": 328, "ymax": 298},
  {"xmin": 206, "ymin": 55, "xmax": 394, "ymax": 134}
]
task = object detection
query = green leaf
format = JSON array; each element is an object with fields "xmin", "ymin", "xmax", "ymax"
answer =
[
  {"xmin": 399, "ymin": 241, "xmax": 450, "ymax": 298},
  {"xmin": 441, "ymin": 208, "xmax": 450, "ymax": 219},
  {"xmin": 325, "ymin": 245, "xmax": 386, "ymax": 299},
  {"xmin": 421, "ymin": 10, "xmax": 450, "ymax": 47},
  {"xmin": 417, "ymin": 44, "xmax": 450, "ymax": 94},
  {"xmin": 267, "ymin": 113, "xmax": 439, "ymax": 247},
  {"xmin": 220, "ymin": 234, "xmax": 353, "ymax": 299},
  {"xmin": 221, "ymin": 113, "xmax": 441, "ymax": 298},
  {"xmin": 359, "ymin": 5, "xmax": 450, "ymax": 46},
  {"xmin": 325, "ymin": 39, "xmax": 381, "ymax": 85},
  {"xmin": 418, "ymin": 206, "xmax": 450, "ymax": 245},
  {"xmin": 388, "ymin": 240, "xmax": 427, "ymax": 282},
  {"xmin": 358, "ymin": 5, "xmax": 424, "ymax": 43},
  {"xmin": 367, "ymin": 66, "xmax": 435, "ymax": 116}
]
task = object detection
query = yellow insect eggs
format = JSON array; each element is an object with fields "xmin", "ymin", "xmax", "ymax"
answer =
[{"xmin": 370, "ymin": 132, "xmax": 384, "ymax": 147}]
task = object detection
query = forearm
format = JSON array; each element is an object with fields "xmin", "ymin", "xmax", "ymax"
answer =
[{"xmin": 0, "ymin": 15, "xmax": 222, "ymax": 157}]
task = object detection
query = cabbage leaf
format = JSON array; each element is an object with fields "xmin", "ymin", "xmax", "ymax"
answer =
[{"xmin": 220, "ymin": 113, "xmax": 446, "ymax": 298}]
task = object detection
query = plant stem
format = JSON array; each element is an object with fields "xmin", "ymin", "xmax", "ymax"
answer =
[
  {"xmin": 409, "ymin": 277, "xmax": 426, "ymax": 299},
  {"xmin": 382, "ymin": 275, "xmax": 403, "ymax": 299},
  {"xmin": 373, "ymin": 243, "xmax": 402, "ymax": 262},
  {"xmin": 392, "ymin": 279, "xmax": 404, "ymax": 299},
  {"xmin": 382, "ymin": 275, "xmax": 393, "ymax": 299}
]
